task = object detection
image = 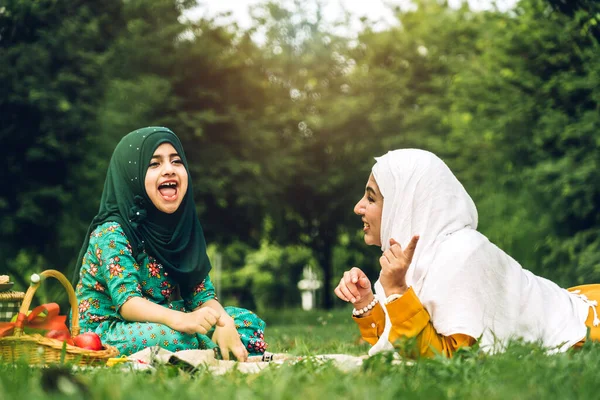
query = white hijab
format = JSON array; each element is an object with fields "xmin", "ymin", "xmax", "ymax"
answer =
[{"xmin": 369, "ymin": 149, "xmax": 590, "ymax": 355}]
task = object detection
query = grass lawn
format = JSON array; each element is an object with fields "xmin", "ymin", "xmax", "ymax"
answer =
[{"xmin": 2, "ymin": 307, "xmax": 600, "ymax": 399}]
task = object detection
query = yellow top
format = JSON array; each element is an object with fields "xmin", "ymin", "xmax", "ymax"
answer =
[
  {"xmin": 353, "ymin": 287, "xmax": 475, "ymax": 358},
  {"xmin": 354, "ymin": 285, "xmax": 600, "ymax": 358}
]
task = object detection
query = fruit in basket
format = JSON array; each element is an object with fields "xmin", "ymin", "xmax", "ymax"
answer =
[
  {"xmin": 45, "ymin": 329, "xmax": 74, "ymax": 345},
  {"xmin": 73, "ymin": 332, "xmax": 103, "ymax": 350}
]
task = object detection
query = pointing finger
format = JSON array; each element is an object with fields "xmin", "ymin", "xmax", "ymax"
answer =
[{"xmin": 405, "ymin": 235, "xmax": 420, "ymax": 263}]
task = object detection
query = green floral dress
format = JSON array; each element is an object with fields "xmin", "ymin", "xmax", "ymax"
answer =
[{"xmin": 75, "ymin": 222, "xmax": 267, "ymax": 356}]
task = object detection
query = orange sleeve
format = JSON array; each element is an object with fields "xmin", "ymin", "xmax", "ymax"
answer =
[
  {"xmin": 567, "ymin": 284, "xmax": 600, "ymax": 347},
  {"xmin": 353, "ymin": 287, "xmax": 475, "ymax": 358}
]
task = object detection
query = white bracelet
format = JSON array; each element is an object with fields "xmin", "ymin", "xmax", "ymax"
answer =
[{"xmin": 352, "ymin": 298, "xmax": 379, "ymax": 317}]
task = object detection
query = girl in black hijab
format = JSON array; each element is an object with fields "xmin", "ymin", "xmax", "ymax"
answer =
[{"xmin": 73, "ymin": 127, "xmax": 267, "ymax": 359}]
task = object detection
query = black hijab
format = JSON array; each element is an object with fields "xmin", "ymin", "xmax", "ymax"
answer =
[{"xmin": 72, "ymin": 127, "xmax": 211, "ymax": 290}]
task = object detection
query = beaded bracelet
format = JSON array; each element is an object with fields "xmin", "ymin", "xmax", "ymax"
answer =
[{"xmin": 352, "ymin": 298, "xmax": 379, "ymax": 317}]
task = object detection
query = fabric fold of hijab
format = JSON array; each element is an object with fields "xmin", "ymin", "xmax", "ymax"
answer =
[
  {"xmin": 368, "ymin": 149, "xmax": 589, "ymax": 355},
  {"xmin": 72, "ymin": 127, "xmax": 211, "ymax": 291}
]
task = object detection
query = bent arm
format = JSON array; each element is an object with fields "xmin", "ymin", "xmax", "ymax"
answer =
[
  {"xmin": 353, "ymin": 287, "xmax": 475, "ymax": 358},
  {"xmin": 188, "ymin": 276, "xmax": 233, "ymax": 324},
  {"xmin": 120, "ymin": 296, "xmax": 220, "ymax": 335},
  {"xmin": 120, "ymin": 296, "xmax": 182, "ymax": 326}
]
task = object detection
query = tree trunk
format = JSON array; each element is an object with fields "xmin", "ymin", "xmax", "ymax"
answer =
[{"xmin": 315, "ymin": 231, "xmax": 335, "ymax": 309}]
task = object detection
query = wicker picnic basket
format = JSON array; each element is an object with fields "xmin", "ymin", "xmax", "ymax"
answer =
[
  {"xmin": 0, "ymin": 269, "xmax": 119, "ymax": 366},
  {"xmin": 0, "ymin": 290, "xmax": 25, "ymax": 322}
]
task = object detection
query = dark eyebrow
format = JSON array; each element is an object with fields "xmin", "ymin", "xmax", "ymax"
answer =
[
  {"xmin": 366, "ymin": 186, "xmax": 378, "ymax": 197},
  {"xmin": 151, "ymin": 153, "xmax": 180, "ymax": 159}
]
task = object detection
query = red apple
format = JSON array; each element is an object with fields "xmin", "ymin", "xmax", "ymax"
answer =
[
  {"xmin": 46, "ymin": 329, "xmax": 74, "ymax": 346},
  {"xmin": 73, "ymin": 332, "xmax": 103, "ymax": 351}
]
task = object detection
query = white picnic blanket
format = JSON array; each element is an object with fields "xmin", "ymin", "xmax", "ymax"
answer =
[{"xmin": 122, "ymin": 347, "xmax": 406, "ymax": 375}]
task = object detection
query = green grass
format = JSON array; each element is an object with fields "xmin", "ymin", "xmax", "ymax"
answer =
[
  {"xmin": 2, "ymin": 308, "xmax": 600, "ymax": 399},
  {"xmin": 260, "ymin": 306, "xmax": 371, "ymax": 355}
]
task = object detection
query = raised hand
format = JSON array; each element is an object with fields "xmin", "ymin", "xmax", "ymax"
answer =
[
  {"xmin": 379, "ymin": 235, "xmax": 420, "ymax": 295},
  {"xmin": 334, "ymin": 267, "xmax": 374, "ymax": 309}
]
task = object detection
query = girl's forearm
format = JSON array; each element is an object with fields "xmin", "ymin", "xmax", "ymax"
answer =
[{"xmin": 120, "ymin": 296, "xmax": 181, "ymax": 326}]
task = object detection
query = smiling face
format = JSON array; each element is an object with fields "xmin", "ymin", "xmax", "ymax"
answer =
[
  {"xmin": 144, "ymin": 143, "xmax": 188, "ymax": 214},
  {"xmin": 354, "ymin": 173, "xmax": 383, "ymax": 246}
]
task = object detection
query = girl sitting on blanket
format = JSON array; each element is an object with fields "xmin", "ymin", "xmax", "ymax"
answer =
[
  {"xmin": 334, "ymin": 149, "xmax": 600, "ymax": 358},
  {"xmin": 72, "ymin": 127, "xmax": 267, "ymax": 359}
]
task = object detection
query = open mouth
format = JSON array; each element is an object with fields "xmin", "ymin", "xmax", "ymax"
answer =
[{"xmin": 158, "ymin": 181, "xmax": 178, "ymax": 201}]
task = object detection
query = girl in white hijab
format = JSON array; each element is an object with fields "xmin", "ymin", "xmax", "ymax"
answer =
[{"xmin": 334, "ymin": 149, "xmax": 600, "ymax": 357}]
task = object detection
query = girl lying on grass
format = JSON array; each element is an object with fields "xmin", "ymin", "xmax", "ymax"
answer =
[
  {"xmin": 72, "ymin": 127, "xmax": 267, "ymax": 359},
  {"xmin": 335, "ymin": 149, "xmax": 600, "ymax": 358}
]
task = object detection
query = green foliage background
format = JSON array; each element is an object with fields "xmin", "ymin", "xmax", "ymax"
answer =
[{"xmin": 1, "ymin": 0, "xmax": 599, "ymax": 308}]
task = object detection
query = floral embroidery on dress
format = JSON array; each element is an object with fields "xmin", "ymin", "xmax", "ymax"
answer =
[
  {"xmin": 247, "ymin": 339, "xmax": 267, "ymax": 353},
  {"xmin": 108, "ymin": 256, "xmax": 124, "ymax": 278},
  {"xmin": 193, "ymin": 280, "xmax": 206, "ymax": 294},
  {"xmin": 147, "ymin": 260, "xmax": 161, "ymax": 279},
  {"xmin": 89, "ymin": 314, "xmax": 109, "ymax": 323},
  {"xmin": 254, "ymin": 329, "xmax": 265, "ymax": 340},
  {"xmin": 79, "ymin": 299, "xmax": 91, "ymax": 315},
  {"xmin": 95, "ymin": 246, "xmax": 103, "ymax": 265},
  {"xmin": 75, "ymin": 222, "xmax": 267, "ymax": 356},
  {"xmin": 160, "ymin": 281, "xmax": 174, "ymax": 298}
]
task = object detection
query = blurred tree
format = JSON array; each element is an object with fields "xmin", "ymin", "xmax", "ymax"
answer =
[
  {"xmin": 364, "ymin": 2, "xmax": 554, "ymax": 273},
  {"xmin": 221, "ymin": 240, "xmax": 317, "ymax": 312},
  {"xmin": 249, "ymin": 0, "xmax": 393, "ymax": 308},
  {"xmin": 328, "ymin": 2, "xmax": 501, "ymax": 285},
  {"xmin": 98, "ymin": 2, "xmax": 281, "ymax": 248},
  {"xmin": 547, "ymin": 0, "xmax": 600, "ymax": 13},
  {"xmin": 5, "ymin": 0, "xmax": 599, "ymax": 311},
  {"xmin": 546, "ymin": 0, "xmax": 600, "ymax": 42},
  {"xmin": 449, "ymin": 0, "xmax": 600, "ymax": 285},
  {"xmin": 0, "ymin": 0, "xmax": 124, "ymax": 289}
]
